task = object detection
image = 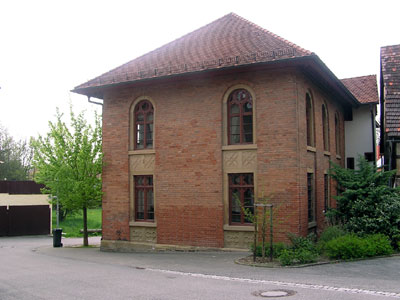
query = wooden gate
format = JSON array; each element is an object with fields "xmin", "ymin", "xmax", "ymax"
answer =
[{"xmin": 0, "ymin": 205, "xmax": 50, "ymax": 236}]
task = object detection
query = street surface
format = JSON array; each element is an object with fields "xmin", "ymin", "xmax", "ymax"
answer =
[{"xmin": 0, "ymin": 236, "xmax": 399, "ymax": 299}]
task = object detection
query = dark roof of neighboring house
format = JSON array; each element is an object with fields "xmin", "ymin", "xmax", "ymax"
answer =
[
  {"xmin": 72, "ymin": 13, "xmax": 358, "ymax": 108},
  {"xmin": 341, "ymin": 75, "xmax": 379, "ymax": 104},
  {"xmin": 381, "ymin": 44, "xmax": 400, "ymax": 137}
]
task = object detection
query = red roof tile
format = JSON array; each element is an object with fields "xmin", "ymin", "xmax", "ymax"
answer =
[
  {"xmin": 73, "ymin": 13, "xmax": 313, "ymax": 93},
  {"xmin": 340, "ymin": 75, "xmax": 379, "ymax": 104},
  {"xmin": 381, "ymin": 44, "xmax": 400, "ymax": 137}
]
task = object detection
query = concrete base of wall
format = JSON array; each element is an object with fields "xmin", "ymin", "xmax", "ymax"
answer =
[{"xmin": 100, "ymin": 239, "xmax": 249, "ymax": 253}]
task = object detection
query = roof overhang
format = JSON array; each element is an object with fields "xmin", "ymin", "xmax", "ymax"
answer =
[{"xmin": 71, "ymin": 55, "xmax": 360, "ymax": 110}]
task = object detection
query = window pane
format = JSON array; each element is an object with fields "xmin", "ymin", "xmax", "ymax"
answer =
[
  {"xmin": 231, "ymin": 214, "xmax": 241, "ymax": 223},
  {"xmin": 147, "ymin": 176, "xmax": 153, "ymax": 186},
  {"xmin": 136, "ymin": 189, "xmax": 144, "ymax": 220},
  {"xmin": 244, "ymin": 133, "xmax": 253, "ymax": 143},
  {"xmin": 231, "ymin": 188, "xmax": 240, "ymax": 209},
  {"xmin": 231, "ymin": 174, "xmax": 241, "ymax": 185},
  {"xmin": 147, "ymin": 189, "xmax": 154, "ymax": 216},
  {"xmin": 137, "ymin": 124, "xmax": 144, "ymax": 148},
  {"xmin": 244, "ymin": 206, "xmax": 254, "ymax": 223},
  {"xmin": 147, "ymin": 112, "xmax": 153, "ymax": 122},
  {"xmin": 230, "ymin": 104, "xmax": 239, "ymax": 114},
  {"xmin": 231, "ymin": 116, "xmax": 240, "ymax": 127},
  {"xmin": 243, "ymin": 115, "xmax": 252, "ymax": 142},
  {"xmin": 243, "ymin": 101, "xmax": 252, "ymax": 112},
  {"xmin": 243, "ymin": 124, "xmax": 252, "ymax": 134},
  {"xmin": 137, "ymin": 190, "xmax": 144, "ymax": 208},
  {"xmin": 243, "ymin": 115, "xmax": 252, "ymax": 125},
  {"xmin": 146, "ymin": 124, "xmax": 153, "ymax": 147},
  {"xmin": 137, "ymin": 113, "xmax": 144, "ymax": 122},
  {"xmin": 243, "ymin": 188, "xmax": 254, "ymax": 206},
  {"xmin": 136, "ymin": 176, "xmax": 144, "ymax": 185},
  {"xmin": 243, "ymin": 174, "xmax": 253, "ymax": 185},
  {"xmin": 230, "ymin": 134, "xmax": 240, "ymax": 144}
]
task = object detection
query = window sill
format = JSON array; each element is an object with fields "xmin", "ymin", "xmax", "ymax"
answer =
[
  {"xmin": 128, "ymin": 149, "xmax": 156, "ymax": 155},
  {"xmin": 308, "ymin": 221, "xmax": 316, "ymax": 229},
  {"xmin": 129, "ymin": 221, "xmax": 157, "ymax": 227},
  {"xmin": 324, "ymin": 151, "xmax": 331, "ymax": 156},
  {"xmin": 223, "ymin": 224, "xmax": 255, "ymax": 232},
  {"xmin": 222, "ymin": 144, "xmax": 257, "ymax": 151},
  {"xmin": 307, "ymin": 146, "xmax": 316, "ymax": 152},
  {"xmin": 336, "ymin": 154, "xmax": 341, "ymax": 160}
]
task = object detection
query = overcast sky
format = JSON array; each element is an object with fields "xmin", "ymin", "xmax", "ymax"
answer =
[{"xmin": 1, "ymin": 0, "xmax": 399, "ymax": 140}]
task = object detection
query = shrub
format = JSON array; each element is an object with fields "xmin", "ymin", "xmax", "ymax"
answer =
[
  {"xmin": 288, "ymin": 233, "xmax": 316, "ymax": 252},
  {"xmin": 329, "ymin": 157, "xmax": 400, "ymax": 247},
  {"xmin": 277, "ymin": 234, "xmax": 318, "ymax": 266},
  {"xmin": 325, "ymin": 234, "xmax": 393, "ymax": 260},
  {"xmin": 278, "ymin": 249, "xmax": 294, "ymax": 266},
  {"xmin": 294, "ymin": 248, "xmax": 318, "ymax": 264},
  {"xmin": 317, "ymin": 226, "xmax": 347, "ymax": 253},
  {"xmin": 319, "ymin": 226, "xmax": 347, "ymax": 243},
  {"xmin": 251, "ymin": 243, "xmax": 287, "ymax": 258}
]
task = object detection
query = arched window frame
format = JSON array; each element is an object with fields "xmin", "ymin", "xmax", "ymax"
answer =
[
  {"xmin": 306, "ymin": 92, "xmax": 315, "ymax": 147},
  {"xmin": 322, "ymin": 103, "xmax": 330, "ymax": 152},
  {"xmin": 335, "ymin": 112, "xmax": 340, "ymax": 156},
  {"xmin": 222, "ymin": 85, "xmax": 256, "ymax": 146},
  {"xmin": 129, "ymin": 97, "xmax": 155, "ymax": 151}
]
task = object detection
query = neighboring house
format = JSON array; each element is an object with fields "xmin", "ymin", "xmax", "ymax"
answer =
[
  {"xmin": 73, "ymin": 13, "xmax": 361, "ymax": 251},
  {"xmin": 380, "ymin": 44, "xmax": 400, "ymax": 185},
  {"xmin": 341, "ymin": 75, "xmax": 379, "ymax": 169}
]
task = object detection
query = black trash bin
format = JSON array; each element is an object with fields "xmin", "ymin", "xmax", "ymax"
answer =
[{"xmin": 53, "ymin": 228, "xmax": 63, "ymax": 247}]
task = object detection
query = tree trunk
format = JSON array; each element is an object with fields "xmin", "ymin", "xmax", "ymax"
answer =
[{"xmin": 83, "ymin": 207, "xmax": 88, "ymax": 246}]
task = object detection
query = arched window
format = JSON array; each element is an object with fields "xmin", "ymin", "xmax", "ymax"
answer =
[
  {"xmin": 335, "ymin": 112, "xmax": 340, "ymax": 155},
  {"xmin": 228, "ymin": 89, "xmax": 253, "ymax": 145},
  {"xmin": 322, "ymin": 104, "xmax": 329, "ymax": 151},
  {"xmin": 134, "ymin": 100, "xmax": 154, "ymax": 149},
  {"xmin": 306, "ymin": 93, "xmax": 315, "ymax": 147}
]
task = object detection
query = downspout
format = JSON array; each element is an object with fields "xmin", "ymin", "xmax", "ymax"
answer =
[
  {"xmin": 370, "ymin": 104, "xmax": 377, "ymax": 167},
  {"xmin": 388, "ymin": 140, "xmax": 393, "ymax": 186}
]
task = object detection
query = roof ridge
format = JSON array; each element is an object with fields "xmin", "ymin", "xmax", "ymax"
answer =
[{"xmin": 229, "ymin": 12, "xmax": 313, "ymax": 55}]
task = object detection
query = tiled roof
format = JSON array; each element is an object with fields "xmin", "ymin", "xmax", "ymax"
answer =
[
  {"xmin": 73, "ymin": 13, "xmax": 313, "ymax": 93},
  {"xmin": 340, "ymin": 75, "xmax": 379, "ymax": 104},
  {"xmin": 381, "ymin": 44, "xmax": 400, "ymax": 137}
]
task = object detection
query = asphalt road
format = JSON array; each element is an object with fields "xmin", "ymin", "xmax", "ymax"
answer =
[{"xmin": 0, "ymin": 236, "xmax": 399, "ymax": 299}]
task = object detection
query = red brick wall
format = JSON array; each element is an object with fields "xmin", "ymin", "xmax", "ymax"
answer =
[
  {"xmin": 102, "ymin": 90, "xmax": 131, "ymax": 241},
  {"xmin": 101, "ymin": 66, "xmax": 348, "ymax": 247}
]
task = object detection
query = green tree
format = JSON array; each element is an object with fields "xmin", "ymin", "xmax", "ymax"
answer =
[
  {"xmin": 328, "ymin": 157, "xmax": 400, "ymax": 247},
  {"xmin": 31, "ymin": 108, "xmax": 103, "ymax": 246},
  {"xmin": 0, "ymin": 123, "xmax": 33, "ymax": 180}
]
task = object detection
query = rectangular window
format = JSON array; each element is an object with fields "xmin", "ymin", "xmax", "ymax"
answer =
[
  {"xmin": 347, "ymin": 157, "xmax": 355, "ymax": 169},
  {"xmin": 364, "ymin": 152, "xmax": 374, "ymax": 162},
  {"xmin": 324, "ymin": 174, "xmax": 330, "ymax": 211},
  {"xmin": 307, "ymin": 173, "xmax": 315, "ymax": 223},
  {"xmin": 229, "ymin": 173, "xmax": 254, "ymax": 225},
  {"xmin": 134, "ymin": 175, "xmax": 154, "ymax": 221}
]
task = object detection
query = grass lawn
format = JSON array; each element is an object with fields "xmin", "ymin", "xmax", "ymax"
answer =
[{"xmin": 52, "ymin": 208, "xmax": 102, "ymax": 237}]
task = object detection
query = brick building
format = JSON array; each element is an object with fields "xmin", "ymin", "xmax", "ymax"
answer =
[{"xmin": 73, "ymin": 13, "xmax": 360, "ymax": 250}]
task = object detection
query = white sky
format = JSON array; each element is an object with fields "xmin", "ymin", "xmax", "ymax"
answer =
[{"xmin": 1, "ymin": 0, "xmax": 399, "ymax": 140}]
